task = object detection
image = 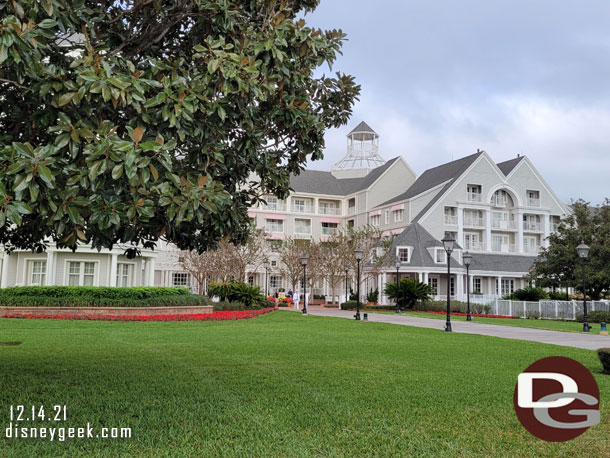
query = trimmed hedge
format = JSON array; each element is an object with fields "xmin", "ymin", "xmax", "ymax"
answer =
[
  {"xmin": 340, "ymin": 301, "xmax": 396, "ymax": 311},
  {"xmin": 212, "ymin": 300, "xmax": 275, "ymax": 312},
  {"xmin": 0, "ymin": 286, "xmax": 190, "ymax": 299},
  {"xmin": 576, "ymin": 311, "xmax": 610, "ymax": 324},
  {"xmin": 0, "ymin": 286, "xmax": 203, "ymax": 308}
]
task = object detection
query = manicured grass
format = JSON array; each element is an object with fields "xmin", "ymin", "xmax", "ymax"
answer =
[
  {"xmin": 1, "ymin": 312, "xmax": 609, "ymax": 457},
  {"xmin": 373, "ymin": 310, "xmax": 597, "ymax": 333}
]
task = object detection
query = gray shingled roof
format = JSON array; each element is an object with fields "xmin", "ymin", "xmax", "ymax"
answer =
[
  {"xmin": 380, "ymin": 152, "xmax": 484, "ymax": 209},
  {"xmin": 468, "ymin": 253, "xmax": 535, "ymax": 273},
  {"xmin": 496, "ymin": 156, "xmax": 525, "ymax": 176},
  {"xmin": 289, "ymin": 157, "xmax": 400, "ymax": 196},
  {"xmin": 348, "ymin": 121, "xmax": 378, "ymax": 138},
  {"xmin": 386, "ymin": 223, "xmax": 462, "ymax": 268}
]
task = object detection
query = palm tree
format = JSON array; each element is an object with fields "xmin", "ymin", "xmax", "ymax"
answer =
[{"xmin": 384, "ymin": 278, "xmax": 432, "ymax": 309}]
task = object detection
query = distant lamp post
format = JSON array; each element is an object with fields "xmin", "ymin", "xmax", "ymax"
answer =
[
  {"xmin": 577, "ymin": 242, "xmax": 590, "ymax": 332},
  {"xmin": 441, "ymin": 235, "xmax": 456, "ymax": 332},
  {"xmin": 263, "ymin": 259, "xmax": 270, "ymax": 297},
  {"xmin": 462, "ymin": 251, "xmax": 472, "ymax": 321},
  {"xmin": 394, "ymin": 258, "xmax": 401, "ymax": 314},
  {"xmin": 355, "ymin": 247, "xmax": 364, "ymax": 320},
  {"xmin": 301, "ymin": 253, "xmax": 309, "ymax": 315},
  {"xmin": 344, "ymin": 262, "xmax": 350, "ymax": 304}
]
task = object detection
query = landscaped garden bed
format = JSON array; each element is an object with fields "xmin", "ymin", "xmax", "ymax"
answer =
[{"xmin": 1, "ymin": 308, "xmax": 275, "ymax": 322}]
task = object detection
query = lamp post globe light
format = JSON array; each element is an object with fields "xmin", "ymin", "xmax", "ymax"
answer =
[
  {"xmin": 577, "ymin": 242, "xmax": 590, "ymax": 332},
  {"xmin": 394, "ymin": 258, "xmax": 401, "ymax": 314},
  {"xmin": 441, "ymin": 235, "xmax": 455, "ymax": 332},
  {"xmin": 344, "ymin": 262, "xmax": 350, "ymax": 304},
  {"xmin": 300, "ymin": 253, "xmax": 309, "ymax": 315},
  {"xmin": 354, "ymin": 246, "xmax": 364, "ymax": 321},
  {"xmin": 263, "ymin": 259, "xmax": 270, "ymax": 297},
  {"xmin": 462, "ymin": 251, "xmax": 472, "ymax": 321}
]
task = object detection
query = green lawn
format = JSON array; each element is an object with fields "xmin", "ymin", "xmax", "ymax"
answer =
[
  {"xmin": 372, "ymin": 310, "xmax": 598, "ymax": 333},
  {"xmin": 0, "ymin": 312, "xmax": 608, "ymax": 457}
]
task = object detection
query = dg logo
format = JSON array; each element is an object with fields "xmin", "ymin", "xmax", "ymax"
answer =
[{"xmin": 514, "ymin": 356, "xmax": 600, "ymax": 442}]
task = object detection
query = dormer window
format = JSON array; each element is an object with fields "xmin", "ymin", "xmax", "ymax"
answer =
[
  {"xmin": 435, "ymin": 249, "xmax": 447, "ymax": 264},
  {"xmin": 527, "ymin": 190, "xmax": 540, "ymax": 207},
  {"xmin": 467, "ymin": 184, "xmax": 482, "ymax": 202},
  {"xmin": 397, "ymin": 247, "xmax": 411, "ymax": 262}
]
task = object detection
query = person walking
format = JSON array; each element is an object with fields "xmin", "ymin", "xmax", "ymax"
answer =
[{"xmin": 292, "ymin": 291, "xmax": 300, "ymax": 310}]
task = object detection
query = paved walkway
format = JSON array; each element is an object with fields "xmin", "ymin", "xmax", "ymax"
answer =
[{"xmin": 295, "ymin": 308, "xmax": 610, "ymax": 351}]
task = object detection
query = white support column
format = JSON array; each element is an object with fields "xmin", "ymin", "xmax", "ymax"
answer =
[
  {"xmin": 422, "ymin": 272, "xmax": 428, "ymax": 285},
  {"xmin": 0, "ymin": 253, "xmax": 8, "ymax": 288},
  {"xmin": 497, "ymin": 276, "xmax": 503, "ymax": 296},
  {"xmin": 488, "ymin": 277, "xmax": 493, "ymax": 295},
  {"xmin": 485, "ymin": 209, "xmax": 492, "ymax": 251},
  {"xmin": 148, "ymin": 257, "xmax": 155, "ymax": 286},
  {"xmin": 457, "ymin": 207, "xmax": 464, "ymax": 248},
  {"xmin": 456, "ymin": 273, "xmax": 464, "ymax": 301},
  {"xmin": 517, "ymin": 209, "xmax": 524, "ymax": 253},
  {"xmin": 46, "ymin": 250, "xmax": 55, "ymax": 285},
  {"xmin": 381, "ymin": 272, "xmax": 387, "ymax": 304},
  {"xmin": 543, "ymin": 214, "xmax": 550, "ymax": 248},
  {"xmin": 109, "ymin": 253, "xmax": 118, "ymax": 287}
]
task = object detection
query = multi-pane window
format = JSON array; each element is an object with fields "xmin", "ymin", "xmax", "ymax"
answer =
[
  {"xmin": 116, "ymin": 263, "xmax": 133, "ymax": 287},
  {"xmin": 527, "ymin": 190, "xmax": 540, "ymax": 207},
  {"xmin": 394, "ymin": 209, "xmax": 404, "ymax": 222},
  {"xmin": 321, "ymin": 222, "xmax": 338, "ymax": 235},
  {"xmin": 473, "ymin": 278, "xmax": 482, "ymax": 294},
  {"xmin": 67, "ymin": 261, "xmax": 96, "ymax": 286},
  {"xmin": 464, "ymin": 232, "xmax": 481, "ymax": 251},
  {"xmin": 492, "ymin": 234, "xmax": 510, "ymax": 252},
  {"xmin": 435, "ymin": 249, "xmax": 447, "ymax": 263},
  {"xmin": 384, "ymin": 210, "xmax": 390, "ymax": 224},
  {"xmin": 491, "ymin": 190, "xmax": 509, "ymax": 207},
  {"xmin": 397, "ymin": 247, "xmax": 410, "ymax": 262},
  {"xmin": 524, "ymin": 236, "xmax": 538, "ymax": 254},
  {"xmin": 369, "ymin": 215, "xmax": 380, "ymax": 226},
  {"xmin": 292, "ymin": 198, "xmax": 313, "ymax": 213},
  {"xmin": 319, "ymin": 201, "xmax": 339, "ymax": 215},
  {"xmin": 248, "ymin": 276, "xmax": 254, "ymax": 286},
  {"xmin": 444, "ymin": 207, "xmax": 457, "ymax": 225},
  {"xmin": 270, "ymin": 275, "xmax": 282, "ymax": 289},
  {"xmin": 29, "ymin": 260, "xmax": 46, "ymax": 285},
  {"xmin": 172, "ymin": 272, "xmax": 190, "ymax": 287},
  {"xmin": 467, "ymin": 184, "xmax": 482, "ymax": 202},
  {"xmin": 294, "ymin": 218, "xmax": 311, "ymax": 234},
  {"xmin": 263, "ymin": 196, "xmax": 285, "ymax": 211},
  {"xmin": 498, "ymin": 279, "xmax": 514, "ymax": 296},
  {"xmin": 265, "ymin": 219, "xmax": 284, "ymax": 233},
  {"xmin": 450, "ymin": 277, "xmax": 455, "ymax": 297},
  {"xmin": 464, "ymin": 209, "xmax": 484, "ymax": 227},
  {"xmin": 428, "ymin": 277, "xmax": 438, "ymax": 295}
]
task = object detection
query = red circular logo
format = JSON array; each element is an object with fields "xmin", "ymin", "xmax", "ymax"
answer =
[{"xmin": 513, "ymin": 356, "xmax": 600, "ymax": 442}]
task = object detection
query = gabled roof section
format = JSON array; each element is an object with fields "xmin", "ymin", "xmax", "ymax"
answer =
[
  {"xmin": 380, "ymin": 151, "xmax": 484, "ymax": 210},
  {"xmin": 348, "ymin": 121, "xmax": 378, "ymax": 137},
  {"xmin": 386, "ymin": 223, "xmax": 462, "ymax": 268},
  {"xmin": 290, "ymin": 157, "xmax": 401, "ymax": 196},
  {"xmin": 468, "ymin": 253, "xmax": 535, "ymax": 272},
  {"xmin": 496, "ymin": 156, "xmax": 525, "ymax": 176}
]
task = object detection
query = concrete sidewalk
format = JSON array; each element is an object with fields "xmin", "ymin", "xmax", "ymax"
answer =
[{"xmin": 297, "ymin": 308, "xmax": 610, "ymax": 351}]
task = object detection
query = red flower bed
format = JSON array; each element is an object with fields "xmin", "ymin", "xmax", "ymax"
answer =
[
  {"xmin": 408, "ymin": 310, "xmax": 517, "ymax": 319},
  {"xmin": 1, "ymin": 308, "xmax": 275, "ymax": 322}
]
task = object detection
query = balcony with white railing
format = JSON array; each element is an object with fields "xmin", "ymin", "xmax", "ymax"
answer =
[
  {"xmin": 490, "ymin": 196, "xmax": 507, "ymax": 208},
  {"xmin": 318, "ymin": 206, "xmax": 340, "ymax": 216},
  {"xmin": 463, "ymin": 241, "xmax": 487, "ymax": 252},
  {"xmin": 321, "ymin": 226, "xmax": 338, "ymax": 236},
  {"xmin": 463, "ymin": 217, "xmax": 485, "ymax": 228},
  {"xmin": 467, "ymin": 192, "xmax": 482, "ymax": 202},
  {"xmin": 523, "ymin": 244, "xmax": 540, "ymax": 254},
  {"xmin": 523, "ymin": 221, "xmax": 543, "ymax": 232},
  {"xmin": 491, "ymin": 220, "xmax": 517, "ymax": 230},
  {"xmin": 292, "ymin": 203, "xmax": 314, "ymax": 213},
  {"xmin": 444, "ymin": 215, "xmax": 458, "ymax": 225},
  {"xmin": 262, "ymin": 202, "xmax": 287, "ymax": 212},
  {"xmin": 527, "ymin": 197, "xmax": 540, "ymax": 207},
  {"xmin": 491, "ymin": 243, "xmax": 517, "ymax": 253}
]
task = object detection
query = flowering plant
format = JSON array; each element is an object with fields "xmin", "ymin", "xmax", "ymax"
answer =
[
  {"xmin": 408, "ymin": 310, "xmax": 517, "ymax": 319},
  {"xmin": 1, "ymin": 308, "xmax": 275, "ymax": 322}
]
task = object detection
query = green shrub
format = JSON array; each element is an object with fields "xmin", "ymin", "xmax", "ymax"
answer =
[
  {"xmin": 349, "ymin": 288, "xmax": 358, "ymax": 301},
  {"xmin": 367, "ymin": 288, "xmax": 379, "ymax": 304},
  {"xmin": 549, "ymin": 291, "xmax": 571, "ymax": 301},
  {"xmin": 417, "ymin": 301, "xmax": 491, "ymax": 314},
  {"xmin": 508, "ymin": 287, "xmax": 549, "ymax": 301},
  {"xmin": 598, "ymin": 348, "xmax": 610, "ymax": 374},
  {"xmin": 0, "ymin": 286, "xmax": 190, "ymax": 299},
  {"xmin": 208, "ymin": 281, "xmax": 265, "ymax": 308},
  {"xmin": 576, "ymin": 311, "xmax": 610, "ymax": 323},
  {"xmin": 384, "ymin": 279, "xmax": 431, "ymax": 309},
  {"xmin": 0, "ymin": 294, "xmax": 206, "ymax": 308},
  {"xmin": 340, "ymin": 300, "xmax": 358, "ymax": 310},
  {"xmin": 212, "ymin": 301, "xmax": 247, "ymax": 311},
  {"xmin": 526, "ymin": 310, "xmax": 541, "ymax": 320}
]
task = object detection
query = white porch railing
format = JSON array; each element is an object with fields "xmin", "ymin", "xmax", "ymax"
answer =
[
  {"xmin": 467, "ymin": 192, "xmax": 482, "ymax": 202},
  {"xmin": 463, "ymin": 217, "xmax": 484, "ymax": 228},
  {"xmin": 444, "ymin": 216, "xmax": 458, "ymax": 225},
  {"xmin": 489, "ymin": 299, "xmax": 610, "ymax": 320}
]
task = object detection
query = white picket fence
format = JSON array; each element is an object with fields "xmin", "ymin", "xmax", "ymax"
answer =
[{"xmin": 489, "ymin": 300, "xmax": 610, "ymax": 320}]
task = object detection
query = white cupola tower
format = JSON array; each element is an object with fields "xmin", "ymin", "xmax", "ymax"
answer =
[{"xmin": 331, "ymin": 121, "xmax": 386, "ymax": 178}]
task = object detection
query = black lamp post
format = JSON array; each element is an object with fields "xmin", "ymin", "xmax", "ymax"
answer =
[
  {"xmin": 463, "ymin": 251, "xmax": 472, "ymax": 321},
  {"xmin": 394, "ymin": 258, "xmax": 401, "ymax": 314},
  {"xmin": 577, "ymin": 242, "xmax": 590, "ymax": 332},
  {"xmin": 355, "ymin": 246, "xmax": 363, "ymax": 320},
  {"xmin": 441, "ymin": 235, "xmax": 455, "ymax": 332},
  {"xmin": 263, "ymin": 259, "xmax": 270, "ymax": 297},
  {"xmin": 344, "ymin": 262, "xmax": 350, "ymax": 304},
  {"xmin": 301, "ymin": 253, "xmax": 309, "ymax": 315}
]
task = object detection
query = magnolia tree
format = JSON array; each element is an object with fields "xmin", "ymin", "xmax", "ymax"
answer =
[{"xmin": 0, "ymin": 0, "xmax": 359, "ymax": 257}]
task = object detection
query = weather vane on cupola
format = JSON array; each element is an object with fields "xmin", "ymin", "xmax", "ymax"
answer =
[{"xmin": 331, "ymin": 121, "xmax": 386, "ymax": 171}]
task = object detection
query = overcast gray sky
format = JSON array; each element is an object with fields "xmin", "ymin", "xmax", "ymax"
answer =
[{"xmin": 304, "ymin": 0, "xmax": 610, "ymax": 203}]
